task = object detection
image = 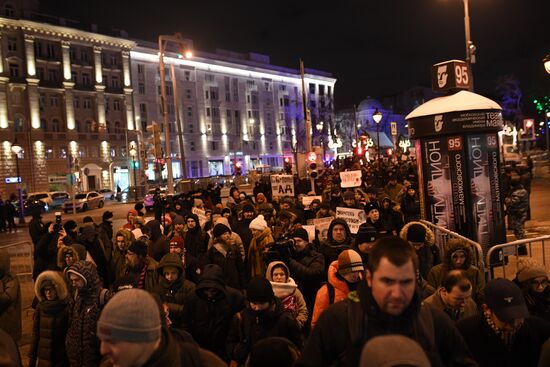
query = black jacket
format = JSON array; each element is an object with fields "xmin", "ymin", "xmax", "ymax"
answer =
[
  {"xmin": 296, "ymin": 280, "xmax": 477, "ymax": 367},
  {"xmin": 318, "ymin": 219, "xmax": 352, "ymax": 273},
  {"xmin": 457, "ymin": 314, "xmax": 550, "ymax": 367},
  {"xmin": 287, "ymin": 245, "xmax": 325, "ymax": 313},
  {"xmin": 206, "ymin": 240, "xmax": 245, "ymax": 290}
]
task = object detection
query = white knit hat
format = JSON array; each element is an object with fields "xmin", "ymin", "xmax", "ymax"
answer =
[{"xmin": 249, "ymin": 214, "xmax": 268, "ymax": 231}]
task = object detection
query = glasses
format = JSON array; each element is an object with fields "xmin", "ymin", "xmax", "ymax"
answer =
[{"xmin": 530, "ymin": 279, "xmax": 548, "ymax": 287}]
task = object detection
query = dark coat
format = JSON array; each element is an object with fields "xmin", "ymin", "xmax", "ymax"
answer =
[
  {"xmin": 97, "ymin": 221, "xmax": 113, "ymax": 262},
  {"xmin": 401, "ymin": 194, "xmax": 421, "ymax": 223},
  {"xmin": 78, "ymin": 225, "xmax": 109, "ymax": 287},
  {"xmin": 227, "ymin": 298, "xmax": 303, "ymax": 365},
  {"xmin": 206, "ymin": 240, "xmax": 245, "ymax": 290},
  {"xmin": 146, "ymin": 220, "xmax": 170, "ymax": 262},
  {"xmin": 184, "ymin": 215, "xmax": 210, "ymax": 282},
  {"xmin": 457, "ymin": 314, "xmax": 550, "ymax": 367},
  {"xmin": 34, "ymin": 232, "xmax": 60, "ymax": 279},
  {"xmin": 287, "ymin": 245, "xmax": 325, "ymax": 314},
  {"xmin": 29, "ymin": 217, "xmax": 45, "ymax": 246},
  {"xmin": 29, "ymin": 271, "xmax": 69, "ymax": 367},
  {"xmin": 182, "ymin": 264, "xmax": 245, "ymax": 361},
  {"xmin": 0, "ymin": 254, "xmax": 21, "ymax": 342},
  {"xmin": 296, "ymin": 280, "xmax": 477, "ymax": 367},
  {"xmin": 318, "ymin": 219, "xmax": 352, "ymax": 273}
]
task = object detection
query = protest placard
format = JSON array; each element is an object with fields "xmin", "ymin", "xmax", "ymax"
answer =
[
  {"xmin": 312, "ymin": 216, "xmax": 334, "ymax": 242},
  {"xmin": 192, "ymin": 207, "xmax": 209, "ymax": 228},
  {"xmin": 339, "ymin": 170, "xmax": 362, "ymax": 188},
  {"xmin": 302, "ymin": 225, "xmax": 316, "ymax": 243},
  {"xmin": 302, "ymin": 195, "xmax": 322, "ymax": 209},
  {"xmin": 336, "ymin": 207, "xmax": 366, "ymax": 234},
  {"xmin": 271, "ymin": 175, "xmax": 295, "ymax": 198}
]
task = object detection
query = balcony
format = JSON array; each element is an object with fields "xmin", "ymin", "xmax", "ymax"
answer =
[
  {"xmin": 74, "ymin": 83, "xmax": 95, "ymax": 91},
  {"xmin": 105, "ymin": 86, "xmax": 124, "ymax": 94}
]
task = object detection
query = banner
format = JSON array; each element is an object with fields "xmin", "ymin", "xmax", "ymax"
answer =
[
  {"xmin": 302, "ymin": 195, "xmax": 322, "ymax": 209},
  {"xmin": 336, "ymin": 207, "xmax": 366, "ymax": 234},
  {"xmin": 312, "ymin": 217, "xmax": 334, "ymax": 242},
  {"xmin": 485, "ymin": 133, "xmax": 507, "ymax": 246},
  {"xmin": 302, "ymin": 225, "xmax": 316, "ymax": 243},
  {"xmin": 446, "ymin": 135, "xmax": 469, "ymax": 235},
  {"xmin": 408, "ymin": 110, "xmax": 503, "ymax": 139},
  {"xmin": 339, "ymin": 170, "xmax": 362, "ymax": 188},
  {"xmin": 192, "ymin": 207, "xmax": 208, "ymax": 228},
  {"xmin": 271, "ymin": 175, "xmax": 295, "ymax": 198}
]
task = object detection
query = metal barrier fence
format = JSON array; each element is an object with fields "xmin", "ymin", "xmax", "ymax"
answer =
[
  {"xmin": 0, "ymin": 241, "xmax": 34, "ymax": 309},
  {"xmin": 486, "ymin": 235, "xmax": 550, "ymax": 280},
  {"xmin": 420, "ymin": 220, "xmax": 485, "ymax": 272}
]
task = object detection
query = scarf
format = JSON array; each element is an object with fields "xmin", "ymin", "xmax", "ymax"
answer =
[
  {"xmin": 484, "ymin": 309, "xmax": 520, "ymax": 350},
  {"xmin": 137, "ymin": 262, "xmax": 149, "ymax": 290}
]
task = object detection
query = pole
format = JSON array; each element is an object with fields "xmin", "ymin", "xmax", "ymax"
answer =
[
  {"xmin": 376, "ymin": 122, "xmax": 380, "ymax": 163},
  {"xmin": 132, "ymin": 156, "xmax": 138, "ymax": 202},
  {"xmin": 463, "ymin": 0, "xmax": 474, "ymax": 91},
  {"xmin": 170, "ymin": 64, "xmax": 186, "ymax": 179},
  {"xmin": 15, "ymin": 154, "xmax": 24, "ymax": 224},
  {"xmin": 159, "ymin": 37, "xmax": 175, "ymax": 195},
  {"xmin": 300, "ymin": 59, "xmax": 312, "ymax": 152}
]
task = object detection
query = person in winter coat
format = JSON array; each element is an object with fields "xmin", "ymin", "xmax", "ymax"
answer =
[
  {"xmin": 514, "ymin": 258, "xmax": 550, "ymax": 321},
  {"xmin": 352, "ymin": 223, "xmax": 378, "ymax": 266},
  {"xmin": 122, "ymin": 209, "xmax": 138, "ymax": 230},
  {"xmin": 364, "ymin": 201, "xmax": 396, "ymax": 238},
  {"xmin": 318, "ymin": 218, "xmax": 352, "ymax": 273},
  {"xmin": 227, "ymin": 277, "xmax": 303, "ymax": 366},
  {"xmin": 145, "ymin": 219, "xmax": 170, "ymax": 262},
  {"xmin": 29, "ymin": 211, "xmax": 45, "ymax": 247},
  {"xmin": 208, "ymin": 216, "xmax": 246, "ymax": 261},
  {"xmin": 505, "ymin": 177, "xmax": 529, "ymax": 240},
  {"xmin": 248, "ymin": 215, "xmax": 275, "ymax": 279},
  {"xmin": 182, "ymin": 264, "xmax": 245, "ymax": 361},
  {"xmin": 400, "ymin": 184, "xmax": 421, "ymax": 223},
  {"xmin": 109, "ymin": 229, "xmax": 133, "ymax": 284},
  {"xmin": 78, "ymin": 224, "xmax": 109, "ymax": 287},
  {"xmin": 0, "ymin": 251, "xmax": 21, "ymax": 343},
  {"xmin": 287, "ymin": 228, "xmax": 325, "ymax": 316},
  {"xmin": 311, "ymin": 250, "xmax": 364, "ymax": 329},
  {"xmin": 266, "ymin": 261, "xmax": 308, "ymax": 329},
  {"xmin": 232, "ymin": 203, "xmax": 255, "ymax": 256},
  {"xmin": 97, "ymin": 211, "xmax": 114, "ymax": 263},
  {"xmin": 427, "ymin": 238, "xmax": 485, "ymax": 304},
  {"xmin": 207, "ymin": 223, "xmax": 246, "ymax": 290},
  {"xmin": 122, "ymin": 240, "xmax": 159, "ymax": 292},
  {"xmin": 29, "ymin": 270, "xmax": 69, "ymax": 367},
  {"xmin": 184, "ymin": 213, "xmax": 210, "ymax": 283},
  {"xmin": 379, "ymin": 197, "xmax": 404, "ymax": 234},
  {"xmin": 155, "ymin": 253, "xmax": 196, "ymax": 329},
  {"xmin": 56, "ymin": 245, "xmax": 80, "ymax": 274},
  {"xmin": 65, "ymin": 261, "xmax": 111, "ymax": 367},
  {"xmin": 400, "ymin": 221, "xmax": 440, "ymax": 280},
  {"xmin": 34, "ymin": 223, "xmax": 60, "ymax": 280}
]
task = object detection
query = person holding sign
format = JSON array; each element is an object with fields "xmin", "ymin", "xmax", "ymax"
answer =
[{"xmin": 318, "ymin": 219, "xmax": 353, "ymax": 273}]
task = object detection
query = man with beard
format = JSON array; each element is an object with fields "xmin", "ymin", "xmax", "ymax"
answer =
[
  {"xmin": 123, "ymin": 240, "xmax": 159, "ymax": 292},
  {"xmin": 232, "ymin": 203, "xmax": 255, "ymax": 256},
  {"xmin": 514, "ymin": 258, "xmax": 550, "ymax": 321},
  {"xmin": 318, "ymin": 218, "xmax": 352, "ymax": 273},
  {"xmin": 297, "ymin": 236, "xmax": 476, "ymax": 367},
  {"xmin": 184, "ymin": 214, "xmax": 209, "ymax": 283},
  {"xmin": 182, "ymin": 264, "xmax": 245, "ymax": 361},
  {"xmin": 170, "ymin": 215, "xmax": 187, "ymax": 239}
]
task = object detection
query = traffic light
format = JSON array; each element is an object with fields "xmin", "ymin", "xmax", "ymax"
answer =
[
  {"xmin": 235, "ymin": 161, "xmax": 242, "ymax": 176},
  {"xmin": 146, "ymin": 122, "xmax": 162, "ymax": 158},
  {"xmin": 133, "ymin": 160, "xmax": 140, "ymax": 169},
  {"xmin": 355, "ymin": 145, "xmax": 364, "ymax": 157},
  {"xmin": 284, "ymin": 157, "xmax": 292, "ymax": 174},
  {"xmin": 307, "ymin": 152, "xmax": 318, "ymax": 179}
]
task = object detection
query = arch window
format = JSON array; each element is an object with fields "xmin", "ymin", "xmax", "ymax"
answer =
[{"xmin": 40, "ymin": 118, "xmax": 48, "ymax": 131}]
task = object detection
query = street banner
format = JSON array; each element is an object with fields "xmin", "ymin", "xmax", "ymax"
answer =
[
  {"xmin": 312, "ymin": 217, "xmax": 333, "ymax": 242},
  {"xmin": 302, "ymin": 195, "xmax": 322, "ymax": 209},
  {"xmin": 336, "ymin": 207, "xmax": 366, "ymax": 234},
  {"xmin": 192, "ymin": 207, "xmax": 208, "ymax": 228},
  {"xmin": 466, "ymin": 134, "xmax": 506, "ymax": 254},
  {"xmin": 446, "ymin": 135, "xmax": 469, "ymax": 234},
  {"xmin": 302, "ymin": 225, "xmax": 316, "ymax": 243},
  {"xmin": 408, "ymin": 110, "xmax": 503, "ymax": 139},
  {"xmin": 271, "ymin": 175, "xmax": 295, "ymax": 198},
  {"xmin": 419, "ymin": 137, "xmax": 456, "ymax": 231},
  {"xmin": 339, "ymin": 170, "xmax": 362, "ymax": 188}
]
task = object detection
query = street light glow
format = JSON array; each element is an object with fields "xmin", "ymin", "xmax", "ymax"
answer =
[
  {"xmin": 373, "ymin": 109, "xmax": 382, "ymax": 124},
  {"xmin": 11, "ymin": 142, "xmax": 22, "ymax": 155}
]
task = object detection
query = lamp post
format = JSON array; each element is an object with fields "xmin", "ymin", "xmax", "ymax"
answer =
[
  {"xmin": 462, "ymin": 0, "xmax": 476, "ymax": 91},
  {"xmin": 129, "ymin": 145, "xmax": 138, "ymax": 202},
  {"xmin": 373, "ymin": 108, "xmax": 383, "ymax": 162},
  {"xmin": 316, "ymin": 121, "xmax": 325, "ymax": 162},
  {"xmin": 11, "ymin": 141, "xmax": 25, "ymax": 224}
]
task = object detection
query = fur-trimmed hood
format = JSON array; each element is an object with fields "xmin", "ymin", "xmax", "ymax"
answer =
[
  {"xmin": 57, "ymin": 245, "xmax": 80, "ymax": 269},
  {"xmin": 443, "ymin": 239, "xmax": 473, "ymax": 269},
  {"xmin": 399, "ymin": 221, "xmax": 435, "ymax": 246},
  {"xmin": 34, "ymin": 270, "xmax": 69, "ymax": 302}
]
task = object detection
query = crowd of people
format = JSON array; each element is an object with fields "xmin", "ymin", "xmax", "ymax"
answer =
[{"xmin": 0, "ymin": 157, "xmax": 547, "ymax": 367}]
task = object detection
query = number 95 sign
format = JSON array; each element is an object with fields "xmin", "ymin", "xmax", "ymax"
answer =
[{"xmin": 431, "ymin": 60, "xmax": 471, "ymax": 92}]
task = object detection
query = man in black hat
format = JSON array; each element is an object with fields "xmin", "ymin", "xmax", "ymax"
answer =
[
  {"xmin": 352, "ymin": 223, "xmax": 378, "ymax": 265},
  {"xmin": 457, "ymin": 278, "xmax": 550, "ymax": 367},
  {"xmin": 124, "ymin": 240, "xmax": 159, "ymax": 292},
  {"xmin": 98, "ymin": 210, "xmax": 114, "ymax": 263},
  {"xmin": 401, "ymin": 184, "xmax": 421, "ymax": 224},
  {"xmin": 232, "ymin": 203, "xmax": 256, "ymax": 256}
]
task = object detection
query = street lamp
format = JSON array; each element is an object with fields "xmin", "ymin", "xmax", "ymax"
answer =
[
  {"xmin": 544, "ymin": 54, "xmax": 550, "ymax": 74},
  {"xmin": 129, "ymin": 145, "xmax": 138, "ymax": 202},
  {"xmin": 373, "ymin": 108, "xmax": 383, "ymax": 162},
  {"xmin": 11, "ymin": 141, "xmax": 25, "ymax": 224},
  {"xmin": 316, "ymin": 121, "xmax": 325, "ymax": 162}
]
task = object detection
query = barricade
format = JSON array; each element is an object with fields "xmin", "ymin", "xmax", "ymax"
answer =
[
  {"xmin": 486, "ymin": 235, "xmax": 550, "ymax": 281},
  {"xmin": 420, "ymin": 220, "xmax": 485, "ymax": 272},
  {"xmin": 0, "ymin": 241, "xmax": 34, "ymax": 309}
]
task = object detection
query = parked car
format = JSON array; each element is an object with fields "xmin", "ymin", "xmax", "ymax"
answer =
[
  {"xmin": 14, "ymin": 197, "xmax": 47, "ymax": 217},
  {"xmin": 49, "ymin": 191, "xmax": 70, "ymax": 207},
  {"xmin": 98, "ymin": 188, "xmax": 115, "ymax": 201},
  {"xmin": 62, "ymin": 191, "xmax": 104, "ymax": 212},
  {"xmin": 26, "ymin": 192, "xmax": 54, "ymax": 209}
]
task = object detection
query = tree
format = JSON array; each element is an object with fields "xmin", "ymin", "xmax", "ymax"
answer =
[{"xmin": 495, "ymin": 74, "xmax": 523, "ymax": 127}]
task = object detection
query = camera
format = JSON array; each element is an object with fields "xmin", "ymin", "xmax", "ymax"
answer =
[
  {"xmin": 53, "ymin": 212, "xmax": 62, "ymax": 232},
  {"xmin": 265, "ymin": 233, "xmax": 295, "ymax": 263}
]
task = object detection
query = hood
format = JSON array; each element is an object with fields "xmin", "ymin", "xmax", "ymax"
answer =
[
  {"xmin": 196, "ymin": 263, "xmax": 226, "ymax": 294},
  {"xmin": 66, "ymin": 260, "xmax": 102, "ymax": 295},
  {"xmin": 145, "ymin": 220, "xmax": 163, "ymax": 242},
  {"xmin": 265, "ymin": 261, "xmax": 290, "ymax": 281},
  {"xmin": 0, "ymin": 250, "xmax": 10, "ymax": 275},
  {"xmin": 443, "ymin": 239, "xmax": 473, "ymax": 269},
  {"xmin": 399, "ymin": 221, "xmax": 435, "ymax": 246},
  {"xmin": 57, "ymin": 245, "xmax": 80, "ymax": 268},
  {"xmin": 78, "ymin": 225, "xmax": 98, "ymax": 243},
  {"xmin": 115, "ymin": 229, "xmax": 134, "ymax": 250},
  {"xmin": 327, "ymin": 218, "xmax": 352, "ymax": 245},
  {"xmin": 157, "ymin": 253, "xmax": 184, "ymax": 276},
  {"xmin": 265, "ymin": 261, "xmax": 298, "ymax": 299},
  {"xmin": 256, "ymin": 226, "xmax": 273, "ymax": 242},
  {"xmin": 327, "ymin": 260, "xmax": 351, "ymax": 292},
  {"xmin": 35, "ymin": 270, "xmax": 69, "ymax": 302}
]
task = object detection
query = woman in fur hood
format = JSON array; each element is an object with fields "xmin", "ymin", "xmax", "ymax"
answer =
[
  {"xmin": 399, "ymin": 221, "xmax": 440, "ymax": 280},
  {"xmin": 265, "ymin": 261, "xmax": 308, "ymax": 328},
  {"xmin": 29, "ymin": 270, "xmax": 70, "ymax": 367}
]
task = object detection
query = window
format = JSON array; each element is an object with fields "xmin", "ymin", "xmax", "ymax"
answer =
[
  {"xmin": 210, "ymin": 88, "xmax": 218, "ymax": 100},
  {"xmin": 166, "ymin": 84, "xmax": 172, "ymax": 96},
  {"xmin": 83, "ymin": 98, "xmax": 92, "ymax": 109},
  {"xmin": 247, "ymin": 95, "xmax": 250, "ymax": 104},
  {"xmin": 247, "ymin": 80, "xmax": 255, "ymax": 87},
  {"xmin": 48, "ymin": 69, "xmax": 59, "ymax": 82},
  {"xmin": 137, "ymin": 64, "xmax": 145, "ymax": 74},
  {"xmin": 4, "ymin": 4, "xmax": 14, "ymax": 17},
  {"xmin": 138, "ymin": 83, "xmax": 145, "ymax": 94},
  {"xmin": 184, "ymin": 71, "xmax": 191, "ymax": 81},
  {"xmin": 52, "ymin": 119, "xmax": 61, "ymax": 132},
  {"xmin": 205, "ymin": 74, "xmax": 214, "ymax": 82},
  {"xmin": 264, "ymin": 82, "xmax": 270, "ymax": 91},
  {"xmin": 81, "ymin": 49, "xmax": 89, "ymax": 64},
  {"xmin": 190, "ymin": 141, "xmax": 195, "ymax": 151},
  {"xmin": 205, "ymin": 90, "xmax": 209, "ymax": 99},
  {"xmin": 187, "ymin": 123, "xmax": 194, "ymax": 134},
  {"xmin": 319, "ymin": 85, "xmax": 325, "ymax": 96},
  {"xmin": 69, "ymin": 48, "xmax": 76, "ymax": 62},
  {"xmin": 247, "ymin": 110, "xmax": 252, "ymax": 119},
  {"xmin": 211, "ymin": 141, "xmax": 218, "ymax": 151},
  {"xmin": 82, "ymin": 73, "xmax": 91, "ymax": 87},
  {"xmin": 279, "ymin": 85, "xmax": 286, "ymax": 91},
  {"xmin": 46, "ymin": 43, "xmax": 56, "ymax": 59},
  {"xmin": 105, "ymin": 97, "xmax": 110, "ymax": 112},
  {"xmin": 212, "ymin": 107, "xmax": 219, "ymax": 118},
  {"xmin": 114, "ymin": 121, "xmax": 121, "ymax": 134},
  {"xmin": 90, "ymin": 145, "xmax": 99, "ymax": 158},
  {"xmin": 49, "ymin": 95, "xmax": 59, "ymax": 107},
  {"xmin": 206, "ymin": 108, "xmax": 211, "ymax": 117},
  {"xmin": 37, "ymin": 67, "xmax": 45, "ymax": 80},
  {"xmin": 13, "ymin": 115, "xmax": 23, "ymax": 132},
  {"xmin": 70, "ymin": 71, "xmax": 77, "ymax": 83},
  {"xmin": 187, "ymin": 106, "xmax": 193, "ymax": 117},
  {"xmin": 58, "ymin": 146, "xmax": 67, "ymax": 159},
  {"xmin": 186, "ymin": 89, "xmax": 192, "ymax": 99},
  {"xmin": 251, "ymin": 94, "xmax": 258, "ymax": 105},
  {"xmin": 85, "ymin": 120, "xmax": 93, "ymax": 132},
  {"xmin": 35, "ymin": 42, "xmax": 43, "ymax": 58},
  {"xmin": 113, "ymin": 100, "xmax": 121, "ymax": 111},
  {"xmin": 45, "ymin": 147, "xmax": 54, "ymax": 159},
  {"xmin": 75, "ymin": 120, "xmax": 81, "ymax": 132},
  {"xmin": 279, "ymin": 98, "xmax": 283, "ymax": 107},
  {"xmin": 73, "ymin": 96, "xmax": 80, "ymax": 109},
  {"xmin": 7, "ymin": 37, "xmax": 17, "ymax": 51},
  {"xmin": 111, "ymin": 76, "xmax": 119, "ymax": 88},
  {"xmin": 226, "ymin": 109, "xmax": 232, "ymax": 123},
  {"xmin": 139, "ymin": 103, "xmax": 147, "ymax": 115},
  {"xmin": 9, "ymin": 63, "xmax": 19, "ymax": 78},
  {"xmin": 110, "ymin": 54, "xmax": 118, "ymax": 67},
  {"xmin": 39, "ymin": 94, "xmax": 45, "ymax": 111},
  {"xmin": 40, "ymin": 118, "xmax": 48, "ymax": 131},
  {"xmin": 309, "ymin": 83, "xmax": 315, "ymax": 94}
]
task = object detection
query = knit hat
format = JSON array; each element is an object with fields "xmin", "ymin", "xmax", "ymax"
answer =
[
  {"xmin": 407, "ymin": 224, "xmax": 426, "ymax": 243},
  {"xmin": 407, "ymin": 184, "xmax": 417, "ymax": 191},
  {"xmin": 292, "ymin": 228, "xmax": 309, "ymax": 242},
  {"xmin": 213, "ymin": 223, "xmax": 231, "ymax": 238},
  {"xmin": 63, "ymin": 220, "xmax": 78, "ymax": 232},
  {"xmin": 343, "ymin": 191, "xmax": 355, "ymax": 200},
  {"xmin": 338, "ymin": 249, "xmax": 364, "ymax": 275},
  {"xmin": 102, "ymin": 211, "xmax": 114, "ymax": 222},
  {"xmin": 355, "ymin": 224, "xmax": 377, "ymax": 244},
  {"xmin": 242, "ymin": 203, "xmax": 255, "ymax": 213},
  {"xmin": 485, "ymin": 278, "xmax": 529, "ymax": 323},
  {"xmin": 173, "ymin": 215, "xmax": 186, "ymax": 225},
  {"xmin": 249, "ymin": 214, "xmax": 268, "ymax": 231},
  {"xmin": 516, "ymin": 258, "xmax": 548, "ymax": 283},
  {"xmin": 82, "ymin": 216, "xmax": 94, "ymax": 223},
  {"xmin": 169, "ymin": 236, "xmax": 184, "ymax": 250},
  {"xmin": 364, "ymin": 201, "xmax": 379, "ymax": 214},
  {"xmin": 97, "ymin": 289, "xmax": 161, "ymax": 343},
  {"xmin": 359, "ymin": 335, "xmax": 431, "ymax": 367},
  {"xmin": 222, "ymin": 207, "xmax": 232, "ymax": 215},
  {"xmin": 247, "ymin": 276, "xmax": 274, "ymax": 303},
  {"xmin": 128, "ymin": 240, "xmax": 148, "ymax": 257}
]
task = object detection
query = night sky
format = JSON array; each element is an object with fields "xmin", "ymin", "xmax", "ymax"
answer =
[{"xmin": 39, "ymin": 0, "xmax": 549, "ymax": 111}]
